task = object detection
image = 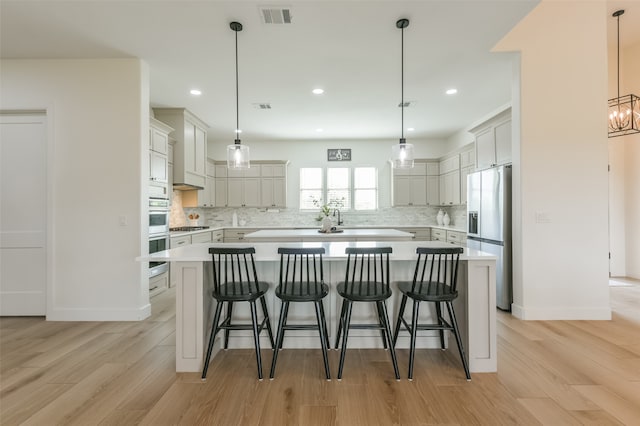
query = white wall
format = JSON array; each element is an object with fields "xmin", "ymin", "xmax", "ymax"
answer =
[
  {"xmin": 495, "ymin": 1, "xmax": 611, "ymax": 319},
  {"xmin": 0, "ymin": 59, "xmax": 150, "ymax": 320},
  {"xmin": 208, "ymin": 137, "xmax": 449, "ymax": 209}
]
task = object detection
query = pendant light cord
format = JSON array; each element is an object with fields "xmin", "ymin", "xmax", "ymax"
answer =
[
  {"xmin": 235, "ymin": 28, "xmax": 240, "ymax": 143},
  {"xmin": 616, "ymin": 12, "xmax": 620, "ymax": 100},
  {"xmin": 401, "ymin": 24, "xmax": 404, "ymax": 142}
]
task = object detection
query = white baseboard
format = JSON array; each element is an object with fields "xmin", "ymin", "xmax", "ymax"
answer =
[
  {"xmin": 511, "ymin": 303, "xmax": 611, "ymax": 320},
  {"xmin": 47, "ymin": 303, "xmax": 151, "ymax": 321}
]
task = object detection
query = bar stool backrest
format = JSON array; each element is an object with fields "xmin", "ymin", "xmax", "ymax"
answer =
[
  {"xmin": 413, "ymin": 247, "xmax": 463, "ymax": 294},
  {"xmin": 277, "ymin": 247, "xmax": 325, "ymax": 295},
  {"xmin": 209, "ymin": 247, "xmax": 260, "ymax": 294},
  {"xmin": 343, "ymin": 247, "xmax": 392, "ymax": 295}
]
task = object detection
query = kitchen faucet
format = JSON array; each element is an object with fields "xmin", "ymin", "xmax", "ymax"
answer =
[{"xmin": 333, "ymin": 209, "xmax": 343, "ymax": 226}]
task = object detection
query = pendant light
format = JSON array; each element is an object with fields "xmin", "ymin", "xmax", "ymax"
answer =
[
  {"xmin": 227, "ymin": 21, "xmax": 250, "ymax": 169},
  {"xmin": 608, "ymin": 10, "xmax": 639, "ymax": 138},
  {"xmin": 391, "ymin": 18, "xmax": 414, "ymax": 169}
]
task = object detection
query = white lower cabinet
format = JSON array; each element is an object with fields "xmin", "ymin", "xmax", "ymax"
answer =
[
  {"xmin": 446, "ymin": 230, "xmax": 467, "ymax": 246},
  {"xmin": 191, "ymin": 231, "xmax": 213, "ymax": 244},
  {"xmin": 149, "ymin": 271, "xmax": 168, "ymax": 298},
  {"xmin": 403, "ymin": 228, "xmax": 431, "ymax": 241},
  {"xmin": 431, "ymin": 229, "xmax": 446, "ymax": 242}
]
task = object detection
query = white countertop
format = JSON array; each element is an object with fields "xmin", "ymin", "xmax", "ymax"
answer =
[
  {"xmin": 139, "ymin": 240, "xmax": 495, "ymax": 263},
  {"xmin": 244, "ymin": 228, "xmax": 414, "ymax": 241}
]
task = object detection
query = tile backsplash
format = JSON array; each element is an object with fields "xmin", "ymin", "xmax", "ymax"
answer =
[{"xmin": 171, "ymin": 191, "xmax": 467, "ymax": 230}]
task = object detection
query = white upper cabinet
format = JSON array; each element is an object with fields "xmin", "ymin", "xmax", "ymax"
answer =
[
  {"xmin": 149, "ymin": 118, "xmax": 173, "ymax": 199},
  {"xmin": 153, "ymin": 108, "xmax": 209, "ymax": 188},
  {"xmin": 215, "ymin": 161, "xmax": 288, "ymax": 207},
  {"xmin": 471, "ymin": 108, "xmax": 512, "ymax": 170}
]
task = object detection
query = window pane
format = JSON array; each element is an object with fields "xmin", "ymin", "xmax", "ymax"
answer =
[
  {"xmin": 300, "ymin": 168, "xmax": 322, "ymax": 189},
  {"xmin": 354, "ymin": 167, "xmax": 376, "ymax": 188},
  {"xmin": 300, "ymin": 168, "xmax": 323, "ymax": 209},
  {"xmin": 327, "ymin": 189, "xmax": 349, "ymax": 210},
  {"xmin": 300, "ymin": 190, "xmax": 323, "ymax": 209},
  {"xmin": 327, "ymin": 168, "xmax": 349, "ymax": 189},
  {"xmin": 354, "ymin": 189, "xmax": 377, "ymax": 210}
]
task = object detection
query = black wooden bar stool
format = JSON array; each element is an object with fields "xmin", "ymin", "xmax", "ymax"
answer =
[
  {"xmin": 393, "ymin": 246, "xmax": 470, "ymax": 381},
  {"xmin": 335, "ymin": 246, "xmax": 400, "ymax": 380},
  {"xmin": 201, "ymin": 247, "xmax": 275, "ymax": 381},
  {"xmin": 270, "ymin": 247, "xmax": 331, "ymax": 380}
]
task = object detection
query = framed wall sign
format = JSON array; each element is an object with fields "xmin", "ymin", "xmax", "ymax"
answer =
[{"xmin": 327, "ymin": 149, "xmax": 351, "ymax": 161}]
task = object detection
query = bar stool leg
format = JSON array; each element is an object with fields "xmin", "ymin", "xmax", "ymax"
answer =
[
  {"xmin": 337, "ymin": 301, "xmax": 353, "ymax": 380},
  {"xmin": 269, "ymin": 300, "xmax": 289, "ymax": 379},
  {"xmin": 314, "ymin": 301, "xmax": 331, "ymax": 380},
  {"xmin": 249, "ymin": 300, "xmax": 264, "ymax": 380},
  {"xmin": 260, "ymin": 296, "xmax": 275, "ymax": 349},
  {"xmin": 319, "ymin": 301, "xmax": 331, "ymax": 350},
  {"xmin": 446, "ymin": 301, "xmax": 471, "ymax": 380},
  {"xmin": 224, "ymin": 301, "xmax": 233, "ymax": 350},
  {"xmin": 335, "ymin": 299, "xmax": 347, "ymax": 349},
  {"xmin": 202, "ymin": 300, "xmax": 224, "ymax": 380},
  {"xmin": 393, "ymin": 294, "xmax": 408, "ymax": 346},
  {"xmin": 376, "ymin": 302, "xmax": 388, "ymax": 349},
  {"xmin": 379, "ymin": 301, "xmax": 400, "ymax": 380},
  {"xmin": 408, "ymin": 299, "xmax": 420, "ymax": 380},
  {"xmin": 435, "ymin": 301, "xmax": 446, "ymax": 350}
]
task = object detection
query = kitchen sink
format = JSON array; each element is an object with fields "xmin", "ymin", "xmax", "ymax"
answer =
[{"xmin": 318, "ymin": 228, "xmax": 344, "ymax": 234}]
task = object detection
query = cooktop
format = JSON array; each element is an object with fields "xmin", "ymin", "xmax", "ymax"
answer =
[{"xmin": 169, "ymin": 226, "xmax": 210, "ymax": 232}]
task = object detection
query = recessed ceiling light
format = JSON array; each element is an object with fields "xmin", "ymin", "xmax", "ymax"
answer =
[
  {"xmin": 316, "ymin": 128, "xmax": 323, "ymax": 132},
  {"xmin": 190, "ymin": 89, "xmax": 202, "ymax": 96},
  {"xmin": 446, "ymin": 88, "xmax": 458, "ymax": 95},
  {"xmin": 407, "ymin": 127, "xmax": 415, "ymax": 132},
  {"xmin": 312, "ymin": 88, "xmax": 324, "ymax": 95}
]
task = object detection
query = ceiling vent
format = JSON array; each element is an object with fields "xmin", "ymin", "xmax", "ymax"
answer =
[
  {"xmin": 253, "ymin": 103, "xmax": 272, "ymax": 109},
  {"xmin": 398, "ymin": 101, "xmax": 412, "ymax": 108},
  {"xmin": 260, "ymin": 7, "xmax": 292, "ymax": 24}
]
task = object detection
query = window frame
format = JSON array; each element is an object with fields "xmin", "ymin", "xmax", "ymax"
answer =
[{"xmin": 299, "ymin": 166, "xmax": 378, "ymax": 211}]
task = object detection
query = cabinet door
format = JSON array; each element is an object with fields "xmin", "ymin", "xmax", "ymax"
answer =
[
  {"xmin": 215, "ymin": 178, "xmax": 227, "ymax": 206},
  {"xmin": 494, "ymin": 119, "xmax": 512, "ymax": 165},
  {"xmin": 410, "ymin": 176, "xmax": 427, "ymax": 205},
  {"xmin": 151, "ymin": 128, "xmax": 169, "ymax": 154},
  {"xmin": 243, "ymin": 178, "xmax": 261, "ymax": 207},
  {"xmin": 426, "ymin": 175, "xmax": 439, "ymax": 205},
  {"xmin": 194, "ymin": 125, "xmax": 206, "ymax": 177},
  {"xmin": 150, "ymin": 151, "xmax": 168, "ymax": 183},
  {"xmin": 451, "ymin": 170, "xmax": 461, "ymax": 205},
  {"xmin": 198, "ymin": 176, "xmax": 215, "ymax": 207},
  {"xmin": 227, "ymin": 178, "xmax": 243, "ymax": 207},
  {"xmin": 393, "ymin": 176, "xmax": 411, "ymax": 206},
  {"xmin": 273, "ymin": 177, "xmax": 286, "ymax": 207},
  {"xmin": 475, "ymin": 128, "xmax": 495, "ymax": 169},
  {"xmin": 261, "ymin": 179, "xmax": 274, "ymax": 207}
]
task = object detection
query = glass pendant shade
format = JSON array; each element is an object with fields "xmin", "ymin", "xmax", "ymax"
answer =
[
  {"xmin": 227, "ymin": 143, "xmax": 250, "ymax": 169},
  {"xmin": 608, "ymin": 94, "xmax": 640, "ymax": 137},
  {"xmin": 391, "ymin": 141, "xmax": 414, "ymax": 169}
]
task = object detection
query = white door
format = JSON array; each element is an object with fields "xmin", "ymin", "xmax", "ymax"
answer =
[{"xmin": 1, "ymin": 112, "xmax": 47, "ymax": 315}]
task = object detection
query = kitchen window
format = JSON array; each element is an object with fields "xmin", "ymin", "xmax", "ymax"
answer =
[{"xmin": 299, "ymin": 167, "xmax": 377, "ymax": 211}]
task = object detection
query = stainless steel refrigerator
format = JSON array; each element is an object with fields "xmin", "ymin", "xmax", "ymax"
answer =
[{"xmin": 466, "ymin": 165, "xmax": 512, "ymax": 311}]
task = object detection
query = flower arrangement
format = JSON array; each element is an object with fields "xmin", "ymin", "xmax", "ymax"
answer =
[{"xmin": 311, "ymin": 197, "xmax": 344, "ymax": 222}]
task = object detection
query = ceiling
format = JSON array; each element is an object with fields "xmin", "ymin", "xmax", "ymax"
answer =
[{"xmin": 1, "ymin": 1, "xmax": 638, "ymax": 143}]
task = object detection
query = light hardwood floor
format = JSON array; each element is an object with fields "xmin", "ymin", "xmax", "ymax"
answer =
[{"xmin": 1, "ymin": 279, "xmax": 639, "ymax": 425}]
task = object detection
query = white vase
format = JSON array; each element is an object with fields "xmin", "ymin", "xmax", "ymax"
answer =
[
  {"xmin": 321, "ymin": 216, "xmax": 333, "ymax": 232},
  {"xmin": 443, "ymin": 212, "xmax": 450, "ymax": 227},
  {"xmin": 436, "ymin": 209, "xmax": 444, "ymax": 226}
]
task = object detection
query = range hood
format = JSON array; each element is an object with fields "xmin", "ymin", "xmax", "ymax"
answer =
[{"xmin": 173, "ymin": 182, "xmax": 204, "ymax": 191}]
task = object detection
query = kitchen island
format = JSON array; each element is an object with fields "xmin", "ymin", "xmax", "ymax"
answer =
[
  {"xmin": 244, "ymin": 228, "xmax": 414, "ymax": 242},
  {"xmin": 144, "ymin": 240, "xmax": 497, "ymax": 374}
]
